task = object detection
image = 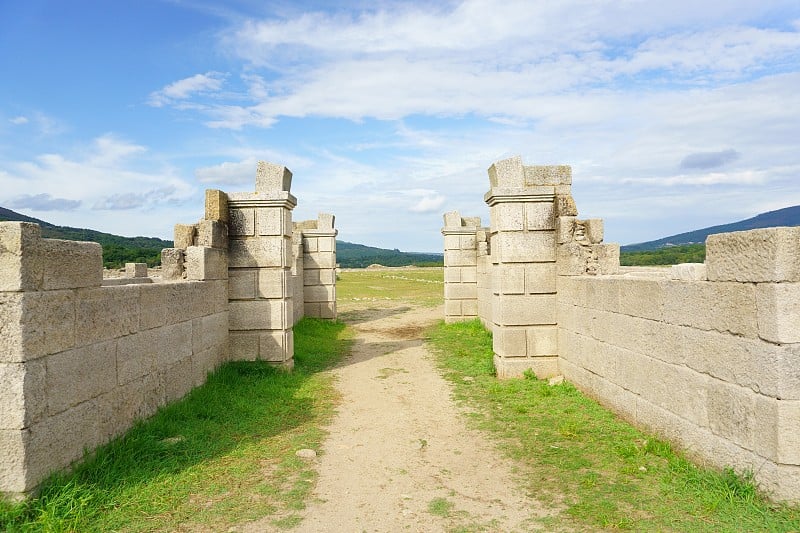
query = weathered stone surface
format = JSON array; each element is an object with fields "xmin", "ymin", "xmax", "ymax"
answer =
[
  {"xmin": 706, "ymin": 227, "xmax": 800, "ymax": 282},
  {"xmin": 618, "ymin": 278, "xmax": 665, "ymax": 321},
  {"xmin": 304, "ymin": 284, "xmax": 336, "ymax": 303},
  {"xmin": 670, "ymin": 263, "xmax": 707, "ymax": 281},
  {"xmin": 583, "ymin": 219, "xmax": 604, "ymax": 244},
  {"xmin": 494, "ymin": 354, "xmax": 559, "ymax": 379},
  {"xmin": 186, "ymin": 246, "xmax": 228, "ymax": 281},
  {"xmin": 229, "ymin": 237, "xmax": 286, "ymax": 268},
  {"xmin": 0, "ymin": 222, "xmax": 42, "ymax": 292},
  {"xmin": 0, "ymin": 360, "xmax": 45, "ymax": 429},
  {"xmin": 228, "ymin": 269, "xmax": 257, "ymax": 299},
  {"xmin": 523, "ymin": 164, "xmax": 572, "ymax": 186},
  {"xmin": 317, "ymin": 213, "xmax": 335, "ymax": 230},
  {"xmin": 160, "ymin": 248, "xmax": 184, "ymax": 280},
  {"xmin": 756, "ymin": 283, "xmax": 800, "ymax": 344},
  {"xmin": 442, "ymin": 211, "xmax": 462, "ymax": 228},
  {"xmin": 495, "ymin": 232, "xmax": 555, "ymax": 263},
  {"xmin": 663, "ymin": 280, "xmax": 757, "ymax": 337},
  {"xmin": 0, "ymin": 290, "xmax": 76, "ymax": 362},
  {"xmin": 555, "ymin": 195, "xmax": 578, "ymax": 217},
  {"xmin": 47, "ymin": 339, "xmax": 117, "ymax": 415},
  {"xmin": 125, "ymin": 263, "xmax": 148, "ymax": 278},
  {"xmin": 197, "ymin": 219, "xmax": 228, "ymax": 249},
  {"xmin": 230, "ymin": 300, "xmax": 290, "ymax": 331},
  {"xmin": 74, "ymin": 286, "xmax": 139, "ymax": 346},
  {"xmin": 173, "ymin": 224, "xmax": 197, "ymax": 250},
  {"xmin": 0, "ymin": 429, "xmax": 30, "ymax": 493},
  {"xmin": 255, "ymin": 161, "xmax": 292, "ymax": 193},
  {"xmin": 493, "ymin": 294, "xmax": 557, "ymax": 326},
  {"xmin": 40, "ymin": 239, "xmax": 102, "ymax": 290},
  {"xmin": 229, "ymin": 208, "xmax": 255, "ymax": 236},
  {"xmin": 256, "ymin": 208, "xmax": 291, "ymax": 236},
  {"xmin": 204, "ymin": 189, "xmax": 229, "ymax": 223},
  {"xmin": 556, "ymin": 216, "xmax": 575, "ymax": 244},
  {"xmin": 229, "ymin": 331, "xmax": 259, "ymax": 361},
  {"xmin": 488, "ymin": 156, "xmax": 524, "ymax": 188}
]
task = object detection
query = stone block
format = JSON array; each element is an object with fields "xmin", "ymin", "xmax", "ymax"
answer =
[
  {"xmin": 186, "ymin": 246, "xmax": 228, "ymax": 281},
  {"xmin": 618, "ymin": 278, "xmax": 664, "ymax": 321},
  {"xmin": 461, "ymin": 299, "xmax": 477, "ymax": 317},
  {"xmin": 670, "ymin": 263, "xmax": 707, "ymax": 281},
  {"xmin": 0, "ymin": 429, "xmax": 30, "ymax": 493},
  {"xmin": 230, "ymin": 300, "xmax": 290, "ymax": 331},
  {"xmin": 197, "ymin": 219, "xmax": 228, "ymax": 249},
  {"xmin": 444, "ymin": 268, "xmax": 461, "ymax": 283},
  {"xmin": 304, "ymin": 284, "xmax": 335, "ymax": 303},
  {"xmin": 494, "ymin": 354, "xmax": 559, "ymax": 379},
  {"xmin": 39, "ymin": 239, "xmax": 102, "ymax": 291},
  {"xmin": 318, "ymin": 213, "xmax": 335, "ymax": 230},
  {"xmin": 581, "ymin": 219, "xmax": 603, "ymax": 244},
  {"xmin": 173, "ymin": 224, "xmax": 197, "ymax": 250},
  {"xmin": 487, "ymin": 156, "xmax": 524, "ymax": 188},
  {"xmin": 255, "ymin": 161, "xmax": 292, "ymax": 193},
  {"xmin": 527, "ymin": 325, "xmax": 558, "ymax": 356},
  {"xmin": 499, "ymin": 265, "xmax": 525, "ymax": 294},
  {"xmin": 708, "ymin": 380, "xmax": 756, "ymax": 450},
  {"xmin": 160, "ymin": 248, "xmax": 184, "ymax": 280},
  {"xmin": 0, "ymin": 222, "xmax": 42, "ymax": 292},
  {"xmin": 756, "ymin": 283, "xmax": 800, "ymax": 344},
  {"xmin": 594, "ymin": 243, "xmax": 620, "ymax": 275},
  {"xmin": 556, "ymin": 275, "xmax": 587, "ymax": 307},
  {"xmin": 116, "ymin": 329, "xmax": 156, "ymax": 385},
  {"xmin": 496, "ymin": 232, "xmax": 555, "ymax": 263},
  {"xmin": 460, "ymin": 267, "xmax": 477, "ymax": 284},
  {"xmin": 663, "ymin": 280, "xmax": 757, "ymax": 337},
  {"xmin": 493, "ymin": 327, "xmax": 527, "ymax": 357},
  {"xmin": 0, "ymin": 361, "xmax": 45, "ymax": 429},
  {"xmin": 463, "ymin": 216, "xmax": 481, "ymax": 227},
  {"xmin": 258, "ymin": 269, "xmax": 291, "ymax": 299},
  {"xmin": 524, "ymin": 263, "xmax": 556, "ymax": 293},
  {"xmin": 524, "ymin": 202, "xmax": 555, "ymax": 230},
  {"xmin": 191, "ymin": 313, "xmax": 228, "ymax": 357},
  {"xmin": 229, "ymin": 208, "xmax": 255, "ymax": 236},
  {"xmin": 74, "ymin": 285, "xmax": 140, "ymax": 347},
  {"xmin": 302, "ymin": 236, "xmax": 319, "ymax": 253},
  {"xmin": 192, "ymin": 345, "xmax": 223, "ymax": 387},
  {"xmin": 204, "ymin": 189, "xmax": 229, "ymax": 223},
  {"xmin": 259, "ymin": 330, "xmax": 293, "ymax": 362},
  {"xmin": 229, "ymin": 237, "xmax": 286, "ymax": 268},
  {"xmin": 0, "ymin": 290, "xmax": 76, "ymax": 362},
  {"xmin": 125, "ymin": 263, "xmax": 148, "ymax": 278},
  {"xmin": 318, "ymin": 237, "xmax": 335, "ymax": 253},
  {"xmin": 229, "ymin": 269, "xmax": 257, "ymax": 299},
  {"xmin": 305, "ymin": 251, "xmax": 335, "ymax": 269},
  {"xmin": 557, "ymin": 242, "xmax": 588, "ymax": 276},
  {"xmin": 523, "ymin": 164, "xmax": 572, "ymax": 186},
  {"xmin": 444, "ymin": 299, "xmax": 462, "ymax": 319},
  {"xmin": 443, "ymin": 211, "xmax": 462, "ymax": 228},
  {"xmin": 493, "ymin": 204, "xmax": 524, "ymax": 231},
  {"xmin": 156, "ymin": 321, "xmax": 193, "ymax": 368},
  {"xmin": 586, "ymin": 277, "xmax": 621, "ymax": 313},
  {"xmin": 108, "ymin": 373, "xmax": 163, "ymax": 438},
  {"xmin": 555, "ymin": 195, "xmax": 578, "ymax": 217},
  {"xmin": 229, "ymin": 331, "xmax": 259, "ymax": 361},
  {"xmin": 493, "ymin": 294, "xmax": 556, "ymax": 326},
  {"xmin": 556, "ymin": 216, "xmax": 575, "ymax": 244},
  {"xmin": 163, "ymin": 355, "xmax": 193, "ymax": 404},
  {"xmin": 444, "ymin": 250, "xmax": 477, "ymax": 267},
  {"xmin": 706, "ymin": 227, "xmax": 800, "ymax": 282},
  {"xmin": 47, "ymin": 339, "xmax": 116, "ymax": 415},
  {"xmin": 257, "ymin": 208, "xmax": 290, "ymax": 236}
]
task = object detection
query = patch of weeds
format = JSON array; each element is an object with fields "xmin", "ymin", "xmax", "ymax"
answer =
[
  {"xmin": 428, "ymin": 497, "xmax": 455, "ymax": 517},
  {"xmin": 0, "ymin": 318, "xmax": 352, "ymax": 532},
  {"xmin": 427, "ymin": 319, "xmax": 800, "ymax": 532},
  {"xmin": 376, "ymin": 367, "xmax": 409, "ymax": 379}
]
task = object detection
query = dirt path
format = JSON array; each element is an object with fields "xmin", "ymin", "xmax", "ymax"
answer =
[{"xmin": 243, "ymin": 303, "xmax": 550, "ymax": 532}]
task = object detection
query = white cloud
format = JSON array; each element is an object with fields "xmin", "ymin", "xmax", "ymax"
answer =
[
  {"xmin": 147, "ymin": 72, "xmax": 226, "ymax": 107},
  {"xmin": 195, "ymin": 158, "xmax": 257, "ymax": 185},
  {"xmin": 9, "ymin": 116, "xmax": 28, "ymax": 125}
]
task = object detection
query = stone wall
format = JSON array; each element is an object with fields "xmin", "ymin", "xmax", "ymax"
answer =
[
  {"xmin": 0, "ymin": 223, "xmax": 228, "ymax": 498},
  {"xmin": 0, "ymin": 160, "xmax": 337, "ymax": 500},
  {"xmin": 442, "ymin": 155, "xmax": 800, "ymax": 502}
]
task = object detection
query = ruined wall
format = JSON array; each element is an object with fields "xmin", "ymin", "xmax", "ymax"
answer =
[
  {"xmin": 558, "ymin": 229, "xmax": 800, "ymax": 502},
  {"xmin": 0, "ymin": 160, "xmax": 337, "ymax": 500},
  {"xmin": 0, "ymin": 223, "xmax": 228, "ymax": 498},
  {"xmin": 442, "ymin": 155, "xmax": 800, "ymax": 502},
  {"xmin": 442, "ymin": 212, "xmax": 480, "ymax": 323}
]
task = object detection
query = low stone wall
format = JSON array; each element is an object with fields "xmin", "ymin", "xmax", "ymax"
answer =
[
  {"xmin": 442, "ymin": 155, "xmax": 800, "ymax": 502},
  {"xmin": 0, "ymin": 223, "xmax": 228, "ymax": 498},
  {"xmin": 0, "ymin": 160, "xmax": 338, "ymax": 500}
]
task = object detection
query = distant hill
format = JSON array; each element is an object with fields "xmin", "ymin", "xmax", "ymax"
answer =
[
  {"xmin": 0, "ymin": 206, "xmax": 442, "ymax": 269},
  {"xmin": 336, "ymin": 241, "xmax": 443, "ymax": 268},
  {"xmin": 0, "ymin": 206, "xmax": 172, "ymax": 268},
  {"xmin": 622, "ymin": 205, "xmax": 800, "ymax": 252}
]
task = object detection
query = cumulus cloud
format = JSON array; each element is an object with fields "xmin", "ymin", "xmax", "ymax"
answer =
[
  {"xmin": 9, "ymin": 116, "xmax": 28, "ymax": 125},
  {"xmin": 195, "ymin": 158, "xmax": 256, "ymax": 185},
  {"xmin": 147, "ymin": 72, "xmax": 226, "ymax": 107},
  {"xmin": 680, "ymin": 149, "xmax": 741, "ymax": 170},
  {"xmin": 409, "ymin": 191, "xmax": 446, "ymax": 213},
  {"xmin": 8, "ymin": 193, "xmax": 80, "ymax": 211}
]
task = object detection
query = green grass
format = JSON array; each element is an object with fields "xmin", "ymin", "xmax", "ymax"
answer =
[
  {"xmin": 336, "ymin": 268, "xmax": 444, "ymax": 309},
  {"xmin": 427, "ymin": 319, "xmax": 800, "ymax": 532},
  {"xmin": 0, "ymin": 318, "xmax": 351, "ymax": 532}
]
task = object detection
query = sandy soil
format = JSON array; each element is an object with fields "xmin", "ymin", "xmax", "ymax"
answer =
[{"xmin": 241, "ymin": 303, "xmax": 551, "ymax": 532}]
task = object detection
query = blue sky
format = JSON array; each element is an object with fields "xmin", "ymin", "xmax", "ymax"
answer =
[{"xmin": 1, "ymin": 1, "xmax": 799, "ymax": 252}]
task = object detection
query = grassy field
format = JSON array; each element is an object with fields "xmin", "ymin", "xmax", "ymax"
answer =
[
  {"xmin": 428, "ymin": 319, "xmax": 800, "ymax": 532},
  {"xmin": 0, "ymin": 318, "xmax": 351, "ymax": 532},
  {"xmin": 336, "ymin": 267, "xmax": 444, "ymax": 310}
]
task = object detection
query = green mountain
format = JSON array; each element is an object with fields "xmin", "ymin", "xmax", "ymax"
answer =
[
  {"xmin": 0, "ymin": 207, "xmax": 172, "ymax": 268},
  {"xmin": 622, "ymin": 205, "xmax": 800, "ymax": 252},
  {"xmin": 336, "ymin": 240, "xmax": 443, "ymax": 268},
  {"xmin": 0, "ymin": 206, "xmax": 443, "ymax": 269}
]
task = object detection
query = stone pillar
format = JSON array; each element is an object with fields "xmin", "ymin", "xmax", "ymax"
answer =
[
  {"xmin": 485, "ymin": 156, "xmax": 566, "ymax": 378},
  {"xmin": 442, "ymin": 211, "xmax": 480, "ymax": 323},
  {"xmin": 300, "ymin": 214, "xmax": 338, "ymax": 319},
  {"xmin": 227, "ymin": 162, "xmax": 296, "ymax": 368}
]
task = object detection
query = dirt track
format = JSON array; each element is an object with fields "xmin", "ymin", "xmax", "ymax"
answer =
[{"xmin": 247, "ymin": 303, "xmax": 550, "ymax": 532}]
